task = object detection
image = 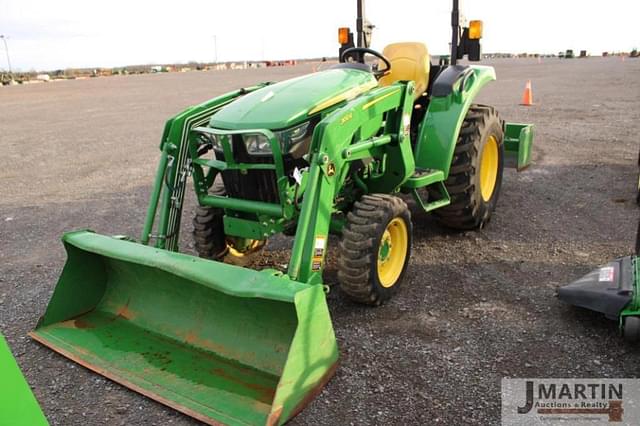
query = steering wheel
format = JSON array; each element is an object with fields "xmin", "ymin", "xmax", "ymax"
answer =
[{"xmin": 340, "ymin": 47, "xmax": 391, "ymax": 78}]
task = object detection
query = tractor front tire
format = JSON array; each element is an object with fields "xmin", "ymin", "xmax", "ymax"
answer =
[
  {"xmin": 338, "ymin": 194, "xmax": 412, "ymax": 306},
  {"xmin": 433, "ymin": 105, "xmax": 505, "ymax": 230},
  {"xmin": 193, "ymin": 178, "xmax": 266, "ymax": 264},
  {"xmin": 193, "ymin": 179, "xmax": 228, "ymax": 260}
]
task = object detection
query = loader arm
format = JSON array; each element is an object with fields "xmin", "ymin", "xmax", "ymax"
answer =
[
  {"xmin": 141, "ymin": 83, "xmax": 271, "ymax": 251},
  {"xmin": 288, "ymin": 81, "xmax": 415, "ymax": 284}
]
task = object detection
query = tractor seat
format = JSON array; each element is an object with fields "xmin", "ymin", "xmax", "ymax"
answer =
[{"xmin": 378, "ymin": 42, "xmax": 430, "ymax": 100}]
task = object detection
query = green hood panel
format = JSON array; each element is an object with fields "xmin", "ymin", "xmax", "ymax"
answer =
[{"xmin": 209, "ymin": 68, "xmax": 378, "ymax": 130}]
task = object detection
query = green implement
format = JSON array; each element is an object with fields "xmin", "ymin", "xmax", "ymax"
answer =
[
  {"xmin": 30, "ymin": 232, "xmax": 337, "ymax": 426},
  {"xmin": 504, "ymin": 123, "xmax": 534, "ymax": 171},
  {"xmin": 0, "ymin": 334, "xmax": 48, "ymax": 425}
]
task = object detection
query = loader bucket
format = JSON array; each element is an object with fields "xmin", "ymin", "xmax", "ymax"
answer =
[{"xmin": 30, "ymin": 231, "xmax": 338, "ymax": 426}]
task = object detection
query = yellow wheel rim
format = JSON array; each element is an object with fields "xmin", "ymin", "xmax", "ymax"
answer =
[
  {"xmin": 377, "ymin": 217, "xmax": 408, "ymax": 288},
  {"xmin": 479, "ymin": 135, "xmax": 499, "ymax": 202},
  {"xmin": 226, "ymin": 238, "xmax": 265, "ymax": 258}
]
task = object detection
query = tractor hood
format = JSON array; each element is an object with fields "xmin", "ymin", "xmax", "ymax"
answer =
[{"xmin": 209, "ymin": 67, "xmax": 377, "ymax": 130}]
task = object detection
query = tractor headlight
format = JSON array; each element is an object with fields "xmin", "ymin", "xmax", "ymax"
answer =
[
  {"xmin": 243, "ymin": 134, "xmax": 272, "ymax": 154},
  {"xmin": 242, "ymin": 121, "xmax": 313, "ymax": 157},
  {"xmin": 276, "ymin": 121, "xmax": 311, "ymax": 150}
]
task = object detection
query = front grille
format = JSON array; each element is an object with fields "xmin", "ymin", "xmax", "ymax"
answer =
[
  {"xmin": 222, "ymin": 167, "xmax": 280, "ymax": 204},
  {"xmin": 215, "ymin": 135, "xmax": 307, "ymax": 205}
]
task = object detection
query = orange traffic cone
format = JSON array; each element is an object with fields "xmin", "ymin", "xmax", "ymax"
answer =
[{"xmin": 521, "ymin": 80, "xmax": 533, "ymax": 106}]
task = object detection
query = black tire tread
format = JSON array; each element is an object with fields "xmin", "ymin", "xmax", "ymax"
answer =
[
  {"xmin": 192, "ymin": 178, "xmax": 227, "ymax": 260},
  {"xmin": 338, "ymin": 194, "xmax": 411, "ymax": 305},
  {"xmin": 432, "ymin": 104, "xmax": 504, "ymax": 230}
]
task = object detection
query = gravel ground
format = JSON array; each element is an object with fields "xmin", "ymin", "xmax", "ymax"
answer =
[{"xmin": 1, "ymin": 57, "xmax": 640, "ymax": 425}]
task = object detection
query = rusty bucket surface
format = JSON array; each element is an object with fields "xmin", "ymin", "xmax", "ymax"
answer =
[{"xmin": 30, "ymin": 231, "xmax": 338, "ymax": 425}]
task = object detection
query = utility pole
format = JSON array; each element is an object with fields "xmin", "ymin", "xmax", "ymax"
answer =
[{"xmin": 0, "ymin": 35, "xmax": 12, "ymax": 74}]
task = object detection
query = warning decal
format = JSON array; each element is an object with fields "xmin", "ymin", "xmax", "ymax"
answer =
[
  {"xmin": 312, "ymin": 236, "xmax": 326, "ymax": 271},
  {"xmin": 598, "ymin": 266, "xmax": 615, "ymax": 282}
]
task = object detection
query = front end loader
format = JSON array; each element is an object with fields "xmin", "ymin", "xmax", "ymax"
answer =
[{"xmin": 30, "ymin": 1, "xmax": 534, "ymax": 424}]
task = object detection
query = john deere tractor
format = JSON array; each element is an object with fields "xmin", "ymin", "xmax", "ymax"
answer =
[{"xmin": 31, "ymin": 1, "xmax": 533, "ymax": 424}]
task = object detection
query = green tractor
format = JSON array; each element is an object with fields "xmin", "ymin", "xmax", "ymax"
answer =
[{"xmin": 30, "ymin": 1, "xmax": 533, "ymax": 425}]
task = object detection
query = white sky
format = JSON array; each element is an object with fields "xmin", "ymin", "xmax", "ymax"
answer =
[{"xmin": 1, "ymin": 0, "xmax": 639, "ymax": 71}]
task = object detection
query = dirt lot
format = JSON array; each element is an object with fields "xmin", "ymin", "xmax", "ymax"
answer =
[{"xmin": 1, "ymin": 57, "xmax": 640, "ymax": 425}]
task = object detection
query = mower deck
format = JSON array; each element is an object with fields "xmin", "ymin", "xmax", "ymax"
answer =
[{"xmin": 558, "ymin": 256, "xmax": 636, "ymax": 320}]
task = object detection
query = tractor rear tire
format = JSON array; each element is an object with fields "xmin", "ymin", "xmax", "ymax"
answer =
[
  {"xmin": 432, "ymin": 104, "xmax": 505, "ymax": 230},
  {"xmin": 338, "ymin": 194, "xmax": 412, "ymax": 306}
]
